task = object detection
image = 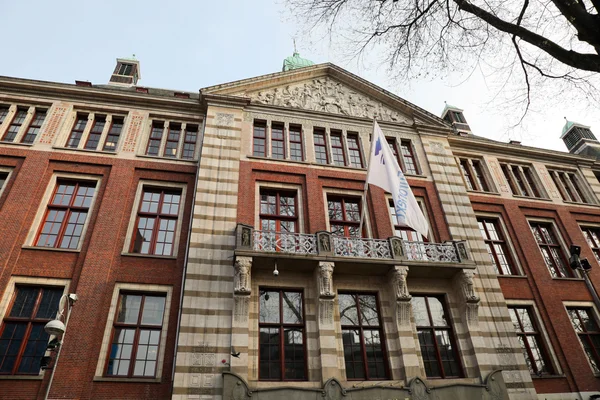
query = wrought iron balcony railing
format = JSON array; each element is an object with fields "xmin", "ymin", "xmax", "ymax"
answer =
[{"xmin": 236, "ymin": 224, "xmax": 470, "ymax": 264}]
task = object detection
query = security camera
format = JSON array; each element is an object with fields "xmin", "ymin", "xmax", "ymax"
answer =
[
  {"xmin": 273, "ymin": 269, "xmax": 279, "ymax": 276},
  {"xmin": 68, "ymin": 294, "xmax": 78, "ymax": 302}
]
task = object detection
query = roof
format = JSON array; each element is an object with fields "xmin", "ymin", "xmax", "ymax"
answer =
[
  {"xmin": 560, "ymin": 119, "xmax": 591, "ymax": 138},
  {"xmin": 441, "ymin": 103, "xmax": 463, "ymax": 118}
]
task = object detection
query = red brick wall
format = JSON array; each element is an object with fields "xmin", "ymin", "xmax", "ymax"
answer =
[
  {"xmin": 236, "ymin": 160, "xmax": 450, "ymax": 241},
  {"xmin": 0, "ymin": 146, "xmax": 196, "ymax": 400},
  {"xmin": 470, "ymin": 193, "xmax": 600, "ymax": 394}
]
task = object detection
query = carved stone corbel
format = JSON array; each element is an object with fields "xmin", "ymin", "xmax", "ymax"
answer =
[
  {"xmin": 390, "ymin": 266, "xmax": 412, "ymax": 326},
  {"xmin": 318, "ymin": 262, "xmax": 335, "ymax": 299},
  {"xmin": 234, "ymin": 256, "xmax": 252, "ymax": 296},
  {"xmin": 457, "ymin": 269, "xmax": 480, "ymax": 325}
]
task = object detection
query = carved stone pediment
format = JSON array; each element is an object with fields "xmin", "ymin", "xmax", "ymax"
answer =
[{"xmin": 241, "ymin": 77, "xmax": 413, "ymax": 124}]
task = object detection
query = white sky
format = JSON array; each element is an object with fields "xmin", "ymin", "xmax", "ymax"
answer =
[{"xmin": 1, "ymin": 0, "xmax": 597, "ymax": 152}]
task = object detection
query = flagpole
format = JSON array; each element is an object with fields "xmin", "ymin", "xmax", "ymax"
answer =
[{"xmin": 358, "ymin": 120, "xmax": 378, "ymax": 236}]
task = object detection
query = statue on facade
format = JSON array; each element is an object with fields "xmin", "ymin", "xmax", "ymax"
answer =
[
  {"xmin": 234, "ymin": 257, "xmax": 252, "ymax": 295},
  {"xmin": 319, "ymin": 262, "xmax": 335, "ymax": 298}
]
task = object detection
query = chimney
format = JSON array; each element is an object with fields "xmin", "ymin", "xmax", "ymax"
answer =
[
  {"xmin": 441, "ymin": 103, "xmax": 472, "ymax": 135},
  {"xmin": 108, "ymin": 56, "xmax": 141, "ymax": 87},
  {"xmin": 561, "ymin": 119, "xmax": 600, "ymax": 157}
]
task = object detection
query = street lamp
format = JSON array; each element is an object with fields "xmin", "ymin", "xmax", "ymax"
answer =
[
  {"xmin": 42, "ymin": 293, "xmax": 77, "ymax": 400},
  {"xmin": 569, "ymin": 245, "xmax": 600, "ymax": 311}
]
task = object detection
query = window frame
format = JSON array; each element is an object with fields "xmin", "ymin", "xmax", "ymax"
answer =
[
  {"xmin": 508, "ymin": 305, "xmax": 555, "ymax": 376},
  {"xmin": 0, "ymin": 167, "xmax": 14, "ymax": 200},
  {"xmin": 457, "ymin": 157, "xmax": 491, "ymax": 192},
  {"xmin": 330, "ymin": 130, "xmax": 347, "ymax": 166},
  {"xmin": 412, "ymin": 294, "xmax": 463, "ymax": 379},
  {"xmin": 388, "ymin": 197, "xmax": 429, "ymax": 242},
  {"xmin": 477, "ymin": 216, "xmax": 518, "ymax": 275},
  {"xmin": 270, "ymin": 122, "xmax": 286, "ymax": 160},
  {"xmin": 500, "ymin": 162, "xmax": 544, "ymax": 198},
  {"xmin": 288, "ymin": 124, "xmax": 303, "ymax": 162},
  {"xmin": 346, "ymin": 132, "xmax": 363, "ymax": 168},
  {"xmin": 21, "ymin": 108, "xmax": 47, "ymax": 144},
  {"xmin": 399, "ymin": 139, "xmax": 419, "ymax": 175},
  {"xmin": 258, "ymin": 189, "xmax": 298, "ymax": 233},
  {"xmin": 66, "ymin": 113, "xmax": 89, "ymax": 149},
  {"xmin": 2, "ymin": 107, "xmax": 28, "ymax": 143},
  {"xmin": 258, "ymin": 288, "xmax": 307, "ymax": 381},
  {"xmin": 123, "ymin": 180, "xmax": 187, "ymax": 258},
  {"xmin": 338, "ymin": 291, "xmax": 389, "ymax": 381},
  {"xmin": 253, "ymin": 120, "xmax": 267, "ymax": 157},
  {"xmin": 181, "ymin": 124, "xmax": 199, "ymax": 159},
  {"xmin": 327, "ymin": 195, "xmax": 362, "ymax": 238},
  {"xmin": 581, "ymin": 226, "xmax": 600, "ymax": 264},
  {"xmin": 163, "ymin": 123, "xmax": 181, "ymax": 158},
  {"xmin": 529, "ymin": 221, "xmax": 571, "ymax": 278},
  {"xmin": 565, "ymin": 305, "xmax": 600, "ymax": 374},
  {"xmin": 313, "ymin": 128, "xmax": 329, "ymax": 165},
  {"xmin": 95, "ymin": 283, "xmax": 172, "ymax": 380},
  {"xmin": 548, "ymin": 169, "xmax": 590, "ymax": 204},
  {"xmin": 102, "ymin": 117, "xmax": 125, "ymax": 152},
  {"xmin": 83, "ymin": 114, "xmax": 107, "ymax": 151}
]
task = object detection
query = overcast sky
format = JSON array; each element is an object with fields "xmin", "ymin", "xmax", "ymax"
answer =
[{"xmin": 1, "ymin": 0, "xmax": 597, "ymax": 152}]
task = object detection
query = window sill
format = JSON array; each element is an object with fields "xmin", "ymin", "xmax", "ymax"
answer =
[
  {"xmin": 531, "ymin": 374, "xmax": 565, "ymax": 380},
  {"xmin": 121, "ymin": 252, "xmax": 177, "ymax": 260},
  {"xmin": 563, "ymin": 200, "xmax": 598, "ymax": 207},
  {"xmin": 0, "ymin": 374, "xmax": 43, "ymax": 380},
  {"xmin": 21, "ymin": 245, "xmax": 80, "ymax": 253},
  {"xmin": 136, "ymin": 154, "xmax": 197, "ymax": 163},
  {"xmin": 52, "ymin": 146, "xmax": 117, "ymax": 155},
  {"xmin": 511, "ymin": 195, "xmax": 552, "ymax": 201},
  {"xmin": 496, "ymin": 274, "xmax": 528, "ymax": 279},
  {"xmin": 0, "ymin": 141, "xmax": 33, "ymax": 147},
  {"xmin": 93, "ymin": 376, "xmax": 161, "ymax": 383},
  {"xmin": 552, "ymin": 276, "xmax": 584, "ymax": 281},
  {"xmin": 467, "ymin": 190, "xmax": 500, "ymax": 196}
]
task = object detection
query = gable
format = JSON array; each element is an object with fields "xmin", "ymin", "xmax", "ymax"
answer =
[{"xmin": 202, "ymin": 63, "xmax": 449, "ymax": 127}]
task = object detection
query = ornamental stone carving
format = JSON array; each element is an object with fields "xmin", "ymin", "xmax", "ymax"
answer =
[
  {"xmin": 392, "ymin": 266, "xmax": 410, "ymax": 301},
  {"xmin": 234, "ymin": 257, "xmax": 252, "ymax": 295},
  {"xmin": 318, "ymin": 262, "xmax": 335, "ymax": 298},
  {"xmin": 248, "ymin": 77, "xmax": 412, "ymax": 123},
  {"xmin": 460, "ymin": 269, "xmax": 479, "ymax": 302}
]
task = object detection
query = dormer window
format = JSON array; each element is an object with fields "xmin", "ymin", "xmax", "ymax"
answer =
[
  {"xmin": 117, "ymin": 63, "xmax": 134, "ymax": 76},
  {"xmin": 452, "ymin": 111, "xmax": 466, "ymax": 123}
]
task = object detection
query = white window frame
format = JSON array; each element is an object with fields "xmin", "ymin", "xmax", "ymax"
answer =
[
  {"xmin": 0, "ymin": 166, "xmax": 14, "ymax": 199},
  {"xmin": 24, "ymin": 173, "xmax": 102, "ymax": 251},
  {"xmin": 94, "ymin": 283, "xmax": 173, "ymax": 381},
  {"xmin": 254, "ymin": 182, "xmax": 304, "ymax": 233},
  {"xmin": 505, "ymin": 299, "xmax": 562, "ymax": 375},
  {"xmin": 122, "ymin": 180, "xmax": 187, "ymax": 258}
]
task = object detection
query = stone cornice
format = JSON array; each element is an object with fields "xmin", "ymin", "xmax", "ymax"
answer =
[
  {"xmin": 201, "ymin": 93, "xmax": 250, "ymax": 109},
  {"xmin": 0, "ymin": 76, "xmax": 202, "ymax": 115},
  {"xmin": 449, "ymin": 135, "xmax": 597, "ymax": 167}
]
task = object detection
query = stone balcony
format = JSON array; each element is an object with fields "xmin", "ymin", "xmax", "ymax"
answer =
[{"xmin": 234, "ymin": 224, "xmax": 475, "ymax": 275}]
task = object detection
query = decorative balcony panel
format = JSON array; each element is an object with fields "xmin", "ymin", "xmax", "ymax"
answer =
[
  {"xmin": 402, "ymin": 241, "xmax": 459, "ymax": 263},
  {"xmin": 253, "ymin": 231, "xmax": 317, "ymax": 255},
  {"xmin": 333, "ymin": 236, "xmax": 392, "ymax": 259}
]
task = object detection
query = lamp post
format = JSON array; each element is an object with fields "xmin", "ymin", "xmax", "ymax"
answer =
[{"xmin": 43, "ymin": 293, "xmax": 77, "ymax": 400}]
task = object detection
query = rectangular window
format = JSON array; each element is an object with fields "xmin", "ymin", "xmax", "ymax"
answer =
[
  {"xmin": 181, "ymin": 124, "xmax": 198, "ymax": 159},
  {"xmin": 118, "ymin": 63, "xmax": 134, "ymax": 76},
  {"xmin": 330, "ymin": 131, "xmax": 346, "ymax": 166},
  {"xmin": 582, "ymin": 227, "xmax": 600, "ymax": 263},
  {"xmin": 102, "ymin": 118, "xmax": 124, "ymax": 152},
  {"xmin": 501, "ymin": 163, "xmax": 542, "ymax": 198},
  {"xmin": 132, "ymin": 188, "xmax": 181, "ymax": 256},
  {"xmin": 146, "ymin": 122, "xmax": 164, "ymax": 156},
  {"xmin": 106, "ymin": 293, "xmax": 165, "ymax": 378},
  {"xmin": 400, "ymin": 140, "xmax": 418, "ymax": 174},
  {"xmin": 35, "ymin": 180, "xmax": 97, "ymax": 249},
  {"xmin": 271, "ymin": 123, "xmax": 285, "ymax": 159},
  {"xmin": 389, "ymin": 199, "xmax": 427, "ymax": 242},
  {"xmin": 347, "ymin": 133, "xmax": 363, "ymax": 168},
  {"xmin": 0, "ymin": 172, "xmax": 8, "ymax": 191},
  {"xmin": 289, "ymin": 125, "xmax": 303, "ymax": 161},
  {"xmin": 567, "ymin": 308, "xmax": 600, "ymax": 374},
  {"xmin": 259, "ymin": 289, "xmax": 305, "ymax": 380},
  {"xmin": 530, "ymin": 222, "xmax": 570, "ymax": 278},
  {"xmin": 2, "ymin": 108, "xmax": 28, "ymax": 142},
  {"xmin": 0, "ymin": 106, "xmax": 9, "ymax": 126},
  {"xmin": 458, "ymin": 158, "xmax": 490, "ymax": 192},
  {"xmin": 21, "ymin": 109, "xmax": 47, "ymax": 144},
  {"xmin": 314, "ymin": 129, "xmax": 328, "ymax": 164},
  {"xmin": 0, "ymin": 286, "xmax": 63, "ymax": 375},
  {"xmin": 549, "ymin": 170, "xmax": 589, "ymax": 203},
  {"xmin": 259, "ymin": 191, "xmax": 297, "ymax": 233},
  {"xmin": 338, "ymin": 293, "xmax": 388, "ymax": 380},
  {"xmin": 328, "ymin": 196, "xmax": 361, "ymax": 237},
  {"xmin": 477, "ymin": 217, "xmax": 516, "ymax": 275},
  {"xmin": 67, "ymin": 114, "xmax": 88, "ymax": 148},
  {"xmin": 387, "ymin": 138, "xmax": 401, "ymax": 166},
  {"xmin": 253, "ymin": 121, "xmax": 267, "ymax": 157},
  {"xmin": 163, "ymin": 123, "xmax": 181, "ymax": 158},
  {"xmin": 84, "ymin": 115, "xmax": 106, "ymax": 150},
  {"xmin": 508, "ymin": 306, "xmax": 554, "ymax": 375},
  {"xmin": 412, "ymin": 295, "xmax": 462, "ymax": 378}
]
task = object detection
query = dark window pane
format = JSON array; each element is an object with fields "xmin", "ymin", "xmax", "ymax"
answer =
[{"xmin": 117, "ymin": 294, "xmax": 142, "ymax": 324}]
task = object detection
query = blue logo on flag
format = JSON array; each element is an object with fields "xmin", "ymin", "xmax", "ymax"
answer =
[{"xmin": 374, "ymin": 138, "xmax": 385, "ymax": 164}]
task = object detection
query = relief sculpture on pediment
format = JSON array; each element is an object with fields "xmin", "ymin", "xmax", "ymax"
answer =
[{"xmin": 250, "ymin": 77, "xmax": 412, "ymax": 123}]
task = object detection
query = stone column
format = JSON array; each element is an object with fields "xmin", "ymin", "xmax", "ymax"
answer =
[
  {"xmin": 314, "ymin": 261, "xmax": 341, "ymax": 382},
  {"xmin": 389, "ymin": 265, "xmax": 421, "ymax": 379},
  {"xmin": 231, "ymin": 256, "xmax": 252, "ymax": 378}
]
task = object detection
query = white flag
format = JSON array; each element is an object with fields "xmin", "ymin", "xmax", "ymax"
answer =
[{"xmin": 366, "ymin": 121, "xmax": 429, "ymax": 238}]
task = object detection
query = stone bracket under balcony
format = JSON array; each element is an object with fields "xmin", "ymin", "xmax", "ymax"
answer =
[{"xmin": 235, "ymin": 224, "xmax": 476, "ymax": 272}]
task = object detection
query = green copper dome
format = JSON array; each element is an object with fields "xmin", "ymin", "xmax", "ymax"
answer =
[{"xmin": 282, "ymin": 52, "xmax": 315, "ymax": 72}]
